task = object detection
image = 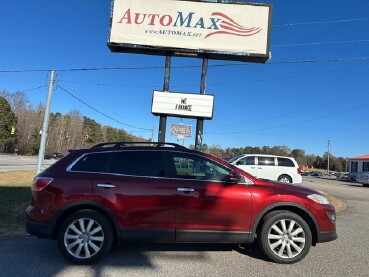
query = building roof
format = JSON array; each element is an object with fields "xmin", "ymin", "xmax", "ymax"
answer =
[{"xmin": 349, "ymin": 154, "xmax": 369, "ymax": 160}]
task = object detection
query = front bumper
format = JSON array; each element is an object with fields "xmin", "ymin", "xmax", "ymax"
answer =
[{"xmin": 317, "ymin": 231, "xmax": 337, "ymax": 243}]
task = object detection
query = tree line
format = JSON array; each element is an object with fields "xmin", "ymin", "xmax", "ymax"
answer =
[
  {"xmin": 1, "ymin": 90, "xmax": 347, "ymax": 172},
  {"xmin": 0, "ymin": 91, "xmax": 147, "ymax": 155},
  {"xmin": 194, "ymin": 144, "xmax": 348, "ymax": 172}
]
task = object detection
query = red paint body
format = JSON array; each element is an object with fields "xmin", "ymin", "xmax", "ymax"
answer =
[{"xmin": 26, "ymin": 147, "xmax": 336, "ymax": 244}]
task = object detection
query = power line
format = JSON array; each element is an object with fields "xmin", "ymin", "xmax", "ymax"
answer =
[
  {"xmin": 1, "ymin": 17, "xmax": 366, "ymax": 44},
  {"xmin": 57, "ymin": 85, "xmax": 152, "ymax": 131},
  {"xmin": 208, "ymin": 103, "xmax": 369, "ymax": 135},
  {"xmin": 208, "ymin": 91, "xmax": 369, "ymax": 129},
  {"xmin": 56, "ymin": 82, "xmax": 152, "ymax": 127},
  {"xmin": 57, "ymin": 65, "xmax": 366, "ymax": 88},
  {"xmin": 272, "ymin": 39, "xmax": 369, "ymax": 48},
  {"xmin": 1, "ymin": 57, "xmax": 369, "ymax": 73},
  {"xmin": 2, "ymin": 38, "xmax": 369, "ymax": 61},
  {"xmin": 275, "ymin": 18, "xmax": 369, "ymax": 27}
]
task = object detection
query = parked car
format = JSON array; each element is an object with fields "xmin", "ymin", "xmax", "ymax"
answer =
[
  {"xmin": 52, "ymin": 152, "xmax": 64, "ymax": 159},
  {"xmin": 356, "ymin": 172, "xmax": 369, "ymax": 187},
  {"xmin": 44, "ymin": 153, "xmax": 53, "ymax": 160},
  {"xmin": 26, "ymin": 142, "xmax": 336, "ymax": 265},
  {"xmin": 228, "ymin": 154, "xmax": 302, "ymax": 183}
]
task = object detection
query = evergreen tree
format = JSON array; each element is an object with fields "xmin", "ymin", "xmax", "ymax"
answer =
[{"xmin": 0, "ymin": 96, "xmax": 17, "ymax": 152}]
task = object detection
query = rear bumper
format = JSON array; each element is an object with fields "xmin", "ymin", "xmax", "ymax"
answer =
[
  {"xmin": 26, "ymin": 220, "xmax": 54, "ymax": 239},
  {"xmin": 317, "ymin": 231, "xmax": 337, "ymax": 243}
]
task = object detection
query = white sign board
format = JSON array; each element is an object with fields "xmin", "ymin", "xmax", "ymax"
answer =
[
  {"xmin": 108, "ymin": 0, "xmax": 272, "ymax": 62},
  {"xmin": 171, "ymin": 124, "xmax": 192, "ymax": 137},
  {"xmin": 152, "ymin": 91, "xmax": 214, "ymax": 119}
]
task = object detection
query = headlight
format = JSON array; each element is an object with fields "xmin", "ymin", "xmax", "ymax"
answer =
[{"xmin": 307, "ymin": 194, "xmax": 331, "ymax": 205}]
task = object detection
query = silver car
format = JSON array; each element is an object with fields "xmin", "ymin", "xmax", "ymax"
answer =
[{"xmin": 356, "ymin": 172, "xmax": 369, "ymax": 187}]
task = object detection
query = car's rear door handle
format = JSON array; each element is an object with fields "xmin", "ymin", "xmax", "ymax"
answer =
[
  {"xmin": 97, "ymin": 183, "xmax": 115, "ymax": 189},
  {"xmin": 177, "ymin": 187, "xmax": 195, "ymax": 193}
]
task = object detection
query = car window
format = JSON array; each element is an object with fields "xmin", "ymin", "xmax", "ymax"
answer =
[
  {"xmin": 70, "ymin": 152, "xmax": 112, "ymax": 172},
  {"xmin": 107, "ymin": 151, "xmax": 166, "ymax": 177},
  {"xmin": 257, "ymin": 156, "xmax": 275, "ymax": 166},
  {"xmin": 238, "ymin": 156, "xmax": 255, "ymax": 165},
  {"xmin": 277, "ymin": 157, "xmax": 295, "ymax": 167},
  {"xmin": 169, "ymin": 153, "xmax": 231, "ymax": 182}
]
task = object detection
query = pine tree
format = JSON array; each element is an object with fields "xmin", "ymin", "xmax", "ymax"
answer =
[{"xmin": 0, "ymin": 96, "xmax": 17, "ymax": 152}]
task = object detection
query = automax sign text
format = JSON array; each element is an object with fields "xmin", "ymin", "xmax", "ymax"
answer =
[{"xmin": 109, "ymin": 0, "xmax": 272, "ymax": 61}]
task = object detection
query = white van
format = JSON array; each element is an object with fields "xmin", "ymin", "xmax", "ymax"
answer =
[{"xmin": 228, "ymin": 154, "xmax": 302, "ymax": 183}]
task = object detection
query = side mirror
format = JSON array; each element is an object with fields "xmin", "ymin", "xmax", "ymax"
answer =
[{"xmin": 228, "ymin": 171, "xmax": 241, "ymax": 184}]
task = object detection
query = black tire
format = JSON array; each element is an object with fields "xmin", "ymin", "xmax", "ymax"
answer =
[
  {"xmin": 278, "ymin": 175, "xmax": 292, "ymax": 183},
  {"xmin": 57, "ymin": 210, "xmax": 114, "ymax": 265},
  {"xmin": 258, "ymin": 210, "xmax": 312, "ymax": 264},
  {"xmin": 362, "ymin": 183, "xmax": 369, "ymax": 188}
]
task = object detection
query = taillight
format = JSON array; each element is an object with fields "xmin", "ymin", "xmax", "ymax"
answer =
[
  {"xmin": 32, "ymin": 177, "xmax": 53, "ymax": 191},
  {"xmin": 297, "ymin": 168, "xmax": 302, "ymax": 175}
]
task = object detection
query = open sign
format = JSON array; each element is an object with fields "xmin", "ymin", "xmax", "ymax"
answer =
[{"xmin": 171, "ymin": 124, "xmax": 192, "ymax": 137}]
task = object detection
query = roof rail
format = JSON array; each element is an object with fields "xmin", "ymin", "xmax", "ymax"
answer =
[{"xmin": 91, "ymin": 141, "xmax": 187, "ymax": 150}]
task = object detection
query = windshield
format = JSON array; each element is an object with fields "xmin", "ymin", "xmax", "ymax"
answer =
[{"xmin": 227, "ymin": 155, "xmax": 245, "ymax": 164}]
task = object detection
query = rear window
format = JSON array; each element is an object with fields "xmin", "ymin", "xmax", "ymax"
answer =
[
  {"xmin": 277, "ymin": 157, "xmax": 295, "ymax": 167},
  {"xmin": 108, "ymin": 151, "xmax": 166, "ymax": 178},
  {"xmin": 70, "ymin": 152, "xmax": 111, "ymax": 172}
]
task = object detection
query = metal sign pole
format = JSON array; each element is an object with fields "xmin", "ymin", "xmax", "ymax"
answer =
[
  {"xmin": 195, "ymin": 57, "xmax": 208, "ymax": 150},
  {"xmin": 158, "ymin": 55, "xmax": 171, "ymax": 143}
]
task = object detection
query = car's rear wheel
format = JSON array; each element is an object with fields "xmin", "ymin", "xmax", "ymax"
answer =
[
  {"xmin": 57, "ymin": 210, "xmax": 113, "ymax": 264},
  {"xmin": 278, "ymin": 175, "xmax": 292, "ymax": 183},
  {"xmin": 258, "ymin": 210, "xmax": 312, "ymax": 264}
]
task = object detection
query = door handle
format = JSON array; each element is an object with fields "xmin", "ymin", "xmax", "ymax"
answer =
[
  {"xmin": 97, "ymin": 183, "xmax": 115, "ymax": 189},
  {"xmin": 177, "ymin": 187, "xmax": 195, "ymax": 193}
]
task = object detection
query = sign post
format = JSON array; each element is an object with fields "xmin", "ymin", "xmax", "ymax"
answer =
[
  {"xmin": 158, "ymin": 55, "xmax": 171, "ymax": 143},
  {"xmin": 195, "ymin": 57, "xmax": 208, "ymax": 150},
  {"xmin": 108, "ymin": 0, "xmax": 272, "ymax": 147}
]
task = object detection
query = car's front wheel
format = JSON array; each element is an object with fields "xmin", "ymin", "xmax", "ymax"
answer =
[
  {"xmin": 258, "ymin": 210, "xmax": 312, "ymax": 264},
  {"xmin": 57, "ymin": 210, "xmax": 114, "ymax": 264}
]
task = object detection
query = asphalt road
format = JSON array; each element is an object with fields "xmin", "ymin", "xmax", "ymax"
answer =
[
  {"xmin": 0, "ymin": 177, "xmax": 368, "ymax": 277},
  {"xmin": 0, "ymin": 154, "xmax": 55, "ymax": 171}
]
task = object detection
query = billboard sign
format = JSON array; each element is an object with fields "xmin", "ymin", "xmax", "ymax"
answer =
[
  {"xmin": 151, "ymin": 91, "xmax": 214, "ymax": 119},
  {"xmin": 171, "ymin": 124, "xmax": 192, "ymax": 137},
  {"xmin": 108, "ymin": 0, "xmax": 272, "ymax": 62}
]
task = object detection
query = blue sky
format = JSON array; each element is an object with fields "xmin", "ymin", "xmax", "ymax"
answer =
[{"xmin": 0, "ymin": 0, "xmax": 368, "ymax": 158}]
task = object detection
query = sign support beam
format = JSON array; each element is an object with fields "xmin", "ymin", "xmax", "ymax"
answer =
[
  {"xmin": 195, "ymin": 57, "xmax": 208, "ymax": 150},
  {"xmin": 158, "ymin": 55, "xmax": 171, "ymax": 143}
]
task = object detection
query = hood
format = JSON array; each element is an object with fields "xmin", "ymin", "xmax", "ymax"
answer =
[{"xmin": 258, "ymin": 179, "xmax": 320, "ymax": 195}]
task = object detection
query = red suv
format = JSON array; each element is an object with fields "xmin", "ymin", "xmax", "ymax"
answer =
[{"xmin": 26, "ymin": 142, "xmax": 337, "ymax": 264}]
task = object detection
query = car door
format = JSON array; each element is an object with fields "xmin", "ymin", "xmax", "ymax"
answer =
[
  {"xmin": 235, "ymin": 156, "xmax": 257, "ymax": 177},
  {"xmin": 91, "ymin": 150, "xmax": 175, "ymax": 241},
  {"xmin": 256, "ymin": 156, "xmax": 277, "ymax": 180},
  {"xmin": 167, "ymin": 151, "xmax": 253, "ymax": 243}
]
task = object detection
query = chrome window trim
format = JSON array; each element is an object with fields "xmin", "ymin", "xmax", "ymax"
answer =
[{"xmin": 66, "ymin": 149, "xmax": 254, "ymax": 185}]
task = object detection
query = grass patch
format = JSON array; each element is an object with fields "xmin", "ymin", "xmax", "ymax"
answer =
[
  {"xmin": 0, "ymin": 170, "xmax": 35, "ymax": 238},
  {"xmin": 322, "ymin": 192, "xmax": 348, "ymax": 212}
]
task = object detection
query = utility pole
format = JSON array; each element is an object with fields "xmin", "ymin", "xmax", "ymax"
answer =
[
  {"xmin": 327, "ymin": 139, "xmax": 330, "ymax": 175},
  {"xmin": 36, "ymin": 70, "xmax": 55, "ymax": 174}
]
